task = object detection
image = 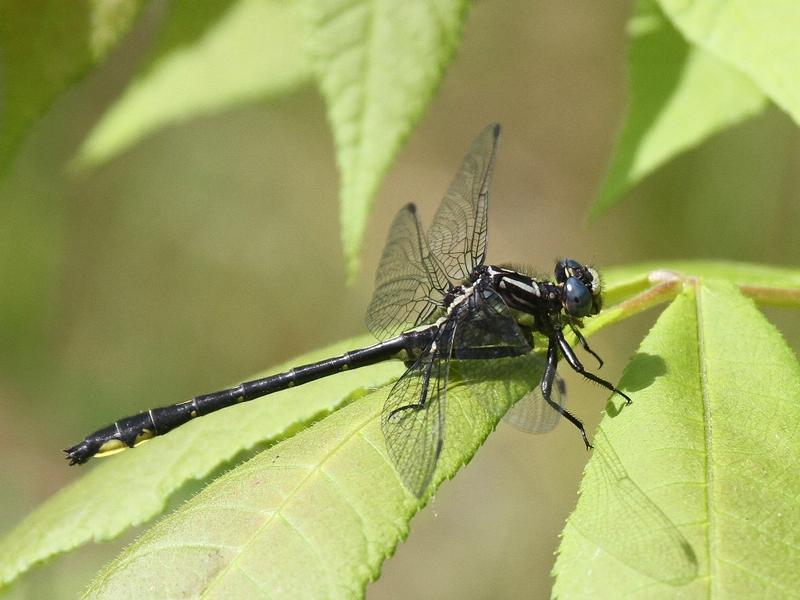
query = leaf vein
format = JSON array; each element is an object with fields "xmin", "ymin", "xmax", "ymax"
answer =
[
  {"xmin": 321, "ymin": 468, "xmax": 369, "ymax": 549},
  {"xmin": 235, "ymin": 562, "xmax": 274, "ymax": 599},
  {"xmin": 717, "ymin": 555, "xmax": 792, "ymax": 595},
  {"xmin": 279, "ymin": 512, "xmax": 328, "ymax": 579}
]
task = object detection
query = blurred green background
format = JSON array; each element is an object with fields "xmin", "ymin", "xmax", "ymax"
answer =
[{"xmin": 1, "ymin": 1, "xmax": 798, "ymax": 598}]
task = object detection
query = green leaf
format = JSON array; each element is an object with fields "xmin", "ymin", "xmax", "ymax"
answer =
[
  {"xmin": 301, "ymin": 0, "xmax": 470, "ymax": 276},
  {"xmin": 77, "ymin": 0, "xmax": 311, "ymax": 168},
  {"xmin": 0, "ymin": 0, "xmax": 143, "ymax": 176},
  {"xmin": 659, "ymin": 0, "xmax": 800, "ymax": 126},
  {"xmin": 554, "ymin": 279, "xmax": 800, "ymax": 596},
  {"xmin": 590, "ymin": 0, "xmax": 766, "ymax": 218},
  {"xmin": 0, "ymin": 336, "xmax": 401, "ymax": 592},
  {"xmin": 82, "ymin": 354, "xmax": 536, "ymax": 597}
]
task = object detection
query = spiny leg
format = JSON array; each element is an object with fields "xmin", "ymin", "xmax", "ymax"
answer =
[
  {"xmin": 542, "ymin": 336, "xmax": 592, "ymax": 449},
  {"xmin": 388, "ymin": 359, "xmax": 434, "ymax": 420},
  {"xmin": 571, "ymin": 324, "xmax": 603, "ymax": 369},
  {"xmin": 555, "ymin": 329, "xmax": 632, "ymax": 404}
]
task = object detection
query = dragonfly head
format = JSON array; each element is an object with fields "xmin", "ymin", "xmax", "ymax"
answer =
[{"xmin": 555, "ymin": 259, "xmax": 602, "ymax": 318}]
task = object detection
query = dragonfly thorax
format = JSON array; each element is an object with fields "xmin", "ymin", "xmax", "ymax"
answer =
[
  {"xmin": 487, "ymin": 265, "xmax": 559, "ymax": 316},
  {"xmin": 442, "ymin": 267, "xmax": 488, "ymax": 312}
]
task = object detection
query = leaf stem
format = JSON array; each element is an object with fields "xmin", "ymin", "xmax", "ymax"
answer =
[
  {"xmin": 584, "ymin": 267, "xmax": 800, "ymax": 340},
  {"xmin": 738, "ymin": 285, "xmax": 800, "ymax": 308}
]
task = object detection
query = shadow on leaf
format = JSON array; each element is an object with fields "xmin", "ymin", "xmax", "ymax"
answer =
[{"xmin": 606, "ymin": 351, "xmax": 666, "ymax": 417}]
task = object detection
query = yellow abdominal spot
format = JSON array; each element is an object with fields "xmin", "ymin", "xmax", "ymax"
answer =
[
  {"xmin": 134, "ymin": 429, "xmax": 154, "ymax": 446},
  {"xmin": 95, "ymin": 439, "xmax": 127, "ymax": 458}
]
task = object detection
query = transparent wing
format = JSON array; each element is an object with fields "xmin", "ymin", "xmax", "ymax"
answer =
[
  {"xmin": 451, "ymin": 287, "xmax": 530, "ymax": 359},
  {"xmin": 571, "ymin": 430, "xmax": 699, "ymax": 584},
  {"xmin": 449, "ymin": 287, "xmax": 542, "ymax": 426},
  {"xmin": 427, "ymin": 124, "xmax": 500, "ymax": 281},
  {"xmin": 382, "ymin": 323, "xmax": 455, "ymax": 497},
  {"xmin": 366, "ymin": 204, "xmax": 447, "ymax": 340},
  {"xmin": 503, "ymin": 369, "xmax": 566, "ymax": 434}
]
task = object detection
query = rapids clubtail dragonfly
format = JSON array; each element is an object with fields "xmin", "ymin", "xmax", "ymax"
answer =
[
  {"xmin": 65, "ymin": 124, "xmax": 698, "ymax": 584},
  {"xmin": 66, "ymin": 124, "xmax": 630, "ymax": 495}
]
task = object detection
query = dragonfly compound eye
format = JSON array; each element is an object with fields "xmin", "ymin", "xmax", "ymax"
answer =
[{"xmin": 564, "ymin": 277, "xmax": 593, "ymax": 317}]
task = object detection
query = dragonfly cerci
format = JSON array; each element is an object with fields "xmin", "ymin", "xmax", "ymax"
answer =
[{"xmin": 66, "ymin": 124, "xmax": 631, "ymax": 498}]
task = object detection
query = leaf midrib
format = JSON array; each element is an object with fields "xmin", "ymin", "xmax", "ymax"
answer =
[{"xmin": 696, "ymin": 282, "xmax": 715, "ymax": 596}]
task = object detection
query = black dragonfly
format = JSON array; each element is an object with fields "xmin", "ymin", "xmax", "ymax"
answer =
[
  {"xmin": 66, "ymin": 124, "xmax": 630, "ymax": 497},
  {"xmin": 66, "ymin": 124, "xmax": 700, "ymax": 583}
]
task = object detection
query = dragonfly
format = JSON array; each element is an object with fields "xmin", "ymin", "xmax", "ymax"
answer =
[
  {"xmin": 66, "ymin": 124, "xmax": 628, "ymax": 496},
  {"xmin": 65, "ymin": 124, "xmax": 698, "ymax": 583}
]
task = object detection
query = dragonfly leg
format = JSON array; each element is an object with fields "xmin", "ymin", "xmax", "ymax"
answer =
[
  {"xmin": 555, "ymin": 329, "xmax": 632, "ymax": 404},
  {"xmin": 388, "ymin": 403, "xmax": 424, "ymax": 420},
  {"xmin": 571, "ymin": 325, "xmax": 603, "ymax": 369},
  {"xmin": 543, "ymin": 337, "xmax": 592, "ymax": 449},
  {"xmin": 388, "ymin": 359, "xmax": 434, "ymax": 420}
]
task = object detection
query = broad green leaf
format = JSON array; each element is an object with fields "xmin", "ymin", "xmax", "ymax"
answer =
[
  {"xmin": 77, "ymin": 0, "xmax": 311, "ymax": 168},
  {"xmin": 0, "ymin": 0, "xmax": 143, "ymax": 176},
  {"xmin": 554, "ymin": 280, "xmax": 800, "ymax": 597},
  {"xmin": 82, "ymin": 354, "xmax": 536, "ymax": 597},
  {"xmin": 0, "ymin": 336, "xmax": 401, "ymax": 591},
  {"xmin": 660, "ymin": 0, "xmax": 800, "ymax": 126},
  {"xmin": 301, "ymin": 0, "xmax": 470, "ymax": 276},
  {"xmin": 590, "ymin": 0, "xmax": 766, "ymax": 218}
]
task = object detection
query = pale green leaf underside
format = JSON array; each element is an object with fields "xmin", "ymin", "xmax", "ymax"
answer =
[
  {"xmin": 0, "ymin": 335, "xmax": 401, "ymax": 591},
  {"xmin": 591, "ymin": 0, "xmax": 766, "ymax": 218},
  {"xmin": 77, "ymin": 0, "xmax": 311, "ymax": 168},
  {"xmin": 0, "ymin": 0, "xmax": 143, "ymax": 176},
  {"xmin": 301, "ymin": 0, "xmax": 470, "ymax": 275},
  {"xmin": 83, "ymin": 355, "xmax": 537, "ymax": 598},
  {"xmin": 554, "ymin": 279, "xmax": 800, "ymax": 597},
  {"xmin": 659, "ymin": 0, "xmax": 800, "ymax": 127}
]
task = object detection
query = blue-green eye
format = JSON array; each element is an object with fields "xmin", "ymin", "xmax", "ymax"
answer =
[{"xmin": 564, "ymin": 277, "xmax": 592, "ymax": 317}]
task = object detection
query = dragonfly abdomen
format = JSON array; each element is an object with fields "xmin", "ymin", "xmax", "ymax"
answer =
[{"xmin": 65, "ymin": 329, "xmax": 437, "ymax": 465}]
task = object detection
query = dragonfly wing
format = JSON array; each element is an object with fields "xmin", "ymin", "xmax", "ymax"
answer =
[
  {"xmin": 427, "ymin": 124, "xmax": 500, "ymax": 281},
  {"xmin": 503, "ymin": 368, "xmax": 566, "ymax": 434},
  {"xmin": 451, "ymin": 286, "xmax": 530, "ymax": 358},
  {"xmin": 366, "ymin": 204, "xmax": 447, "ymax": 340},
  {"xmin": 571, "ymin": 430, "xmax": 698, "ymax": 584},
  {"xmin": 450, "ymin": 287, "xmax": 543, "ymax": 424},
  {"xmin": 382, "ymin": 323, "xmax": 455, "ymax": 497}
]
